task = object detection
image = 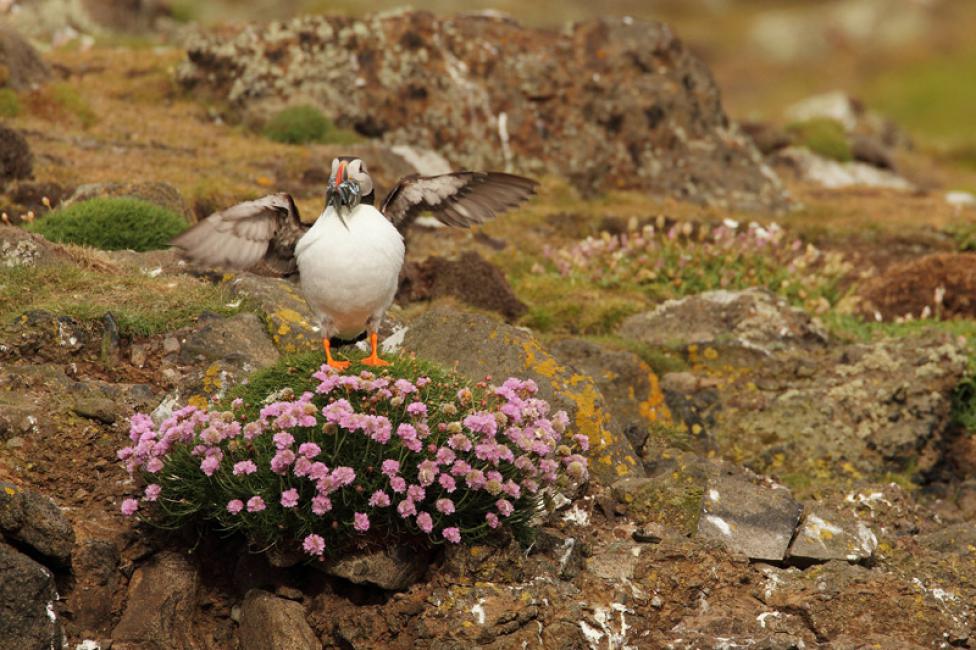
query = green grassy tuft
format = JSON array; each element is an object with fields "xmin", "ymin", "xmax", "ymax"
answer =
[
  {"xmin": 0, "ymin": 88, "xmax": 21, "ymax": 118},
  {"xmin": 786, "ymin": 118, "xmax": 852, "ymax": 162},
  {"xmin": 50, "ymin": 83, "xmax": 97, "ymax": 128},
  {"xmin": 0, "ymin": 260, "xmax": 243, "ymax": 337},
  {"xmin": 262, "ymin": 105, "xmax": 361, "ymax": 145},
  {"xmin": 26, "ymin": 197, "xmax": 187, "ymax": 252}
]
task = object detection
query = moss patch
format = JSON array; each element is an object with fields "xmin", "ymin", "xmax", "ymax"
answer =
[
  {"xmin": 26, "ymin": 197, "xmax": 187, "ymax": 252},
  {"xmin": 262, "ymin": 105, "xmax": 361, "ymax": 145},
  {"xmin": 786, "ymin": 118, "xmax": 852, "ymax": 162}
]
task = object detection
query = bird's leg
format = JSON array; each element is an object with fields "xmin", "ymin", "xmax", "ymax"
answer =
[
  {"xmin": 322, "ymin": 338, "xmax": 350, "ymax": 371},
  {"xmin": 361, "ymin": 331, "xmax": 391, "ymax": 367}
]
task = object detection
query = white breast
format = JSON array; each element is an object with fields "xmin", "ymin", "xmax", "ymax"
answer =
[{"xmin": 295, "ymin": 204, "xmax": 405, "ymax": 339}]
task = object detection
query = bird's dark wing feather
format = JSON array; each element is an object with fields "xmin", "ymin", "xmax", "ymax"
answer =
[
  {"xmin": 380, "ymin": 172, "xmax": 538, "ymax": 230},
  {"xmin": 170, "ymin": 193, "xmax": 307, "ymax": 276}
]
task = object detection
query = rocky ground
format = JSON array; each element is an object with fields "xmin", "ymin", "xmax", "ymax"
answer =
[{"xmin": 2, "ymin": 2, "xmax": 976, "ymax": 649}]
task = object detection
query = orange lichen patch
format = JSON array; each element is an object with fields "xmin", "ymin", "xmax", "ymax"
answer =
[
  {"xmin": 638, "ymin": 367, "xmax": 672, "ymax": 425},
  {"xmin": 187, "ymin": 395, "xmax": 209, "ymax": 410}
]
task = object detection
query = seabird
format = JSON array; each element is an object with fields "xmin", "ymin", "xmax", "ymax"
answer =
[{"xmin": 172, "ymin": 157, "xmax": 537, "ymax": 369}]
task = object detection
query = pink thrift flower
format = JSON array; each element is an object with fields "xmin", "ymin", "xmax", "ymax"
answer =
[
  {"xmin": 226, "ymin": 499, "xmax": 244, "ymax": 514},
  {"xmin": 442, "ymin": 527, "xmax": 461, "ymax": 544},
  {"xmin": 417, "ymin": 460, "xmax": 438, "ymax": 486},
  {"xmin": 353, "ymin": 512, "xmax": 370, "ymax": 532},
  {"xmin": 200, "ymin": 455, "xmax": 220, "ymax": 476},
  {"xmin": 280, "ymin": 488, "xmax": 299, "ymax": 508},
  {"xmin": 394, "ymin": 379, "xmax": 417, "ymax": 394},
  {"xmin": 573, "ymin": 434, "xmax": 590, "ymax": 451},
  {"xmin": 496, "ymin": 498, "xmax": 514, "ymax": 517},
  {"xmin": 298, "ymin": 442, "xmax": 321, "ymax": 458},
  {"xmin": 435, "ymin": 498, "xmax": 455, "ymax": 515},
  {"xmin": 406, "ymin": 402, "xmax": 428, "ymax": 417},
  {"xmin": 381, "ymin": 459, "xmax": 400, "ymax": 477},
  {"xmin": 233, "ymin": 460, "xmax": 258, "ymax": 476},
  {"xmin": 144, "ymin": 484, "xmax": 162, "ymax": 502},
  {"xmin": 273, "ymin": 432, "xmax": 295, "ymax": 449},
  {"xmin": 293, "ymin": 456, "xmax": 313, "ymax": 477},
  {"xmin": 369, "ymin": 490, "xmax": 391, "ymax": 507},
  {"xmin": 396, "ymin": 423, "xmax": 417, "ymax": 442},
  {"xmin": 463, "ymin": 412, "xmax": 497, "ymax": 436},
  {"xmin": 447, "ymin": 433, "xmax": 472, "ymax": 452},
  {"xmin": 120, "ymin": 498, "xmax": 139, "ymax": 516},
  {"xmin": 390, "ymin": 476, "xmax": 407, "ymax": 493},
  {"xmin": 486, "ymin": 512, "xmax": 500, "ymax": 528},
  {"xmin": 270, "ymin": 449, "xmax": 296, "ymax": 474},
  {"xmin": 416, "ymin": 376, "xmax": 431, "ymax": 387},
  {"xmin": 312, "ymin": 495, "xmax": 332, "ymax": 515},
  {"xmin": 435, "ymin": 447, "xmax": 456, "ymax": 465},
  {"xmin": 303, "ymin": 534, "xmax": 325, "ymax": 556},
  {"xmin": 407, "ymin": 484, "xmax": 426, "ymax": 502},
  {"xmin": 331, "ymin": 466, "xmax": 356, "ymax": 487},
  {"xmin": 308, "ymin": 462, "xmax": 330, "ymax": 481},
  {"xmin": 416, "ymin": 512, "xmax": 433, "ymax": 533},
  {"xmin": 397, "ymin": 499, "xmax": 417, "ymax": 518},
  {"xmin": 246, "ymin": 496, "xmax": 266, "ymax": 513},
  {"xmin": 438, "ymin": 473, "xmax": 457, "ymax": 493},
  {"xmin": 145, "ymin": 457, "xmax": 163, "ymax": 474}
]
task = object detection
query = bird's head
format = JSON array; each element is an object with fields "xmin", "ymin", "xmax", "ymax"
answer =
[{"xmin": 325, "ymin": 157, "xmax": 373, "ymax": 223}]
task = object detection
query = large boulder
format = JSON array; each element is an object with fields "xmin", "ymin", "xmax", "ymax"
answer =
[
  {"xmin": 112, "ymin": 551, "xmax": 200, "ymax": 650},
  {"xmin": 178, "ymin": 12, "xmax": 788, "ymax": 211},
  {"xmin": 0, "ymin": 125, "xmax": 33, "ymax": 188},
  {"xmin": 0, "ymin": 26, "xmax": 49, "ymax": 89},
  {"xmin": 0, "ymin": 482, "xmax": 75, "ymax": 566},
  {"xmin": 402, "ymin": 306, "xmax": 643, "ymax": 483},
  {"xmin": 0, "ymin": 542, "xmax": 63, "ymax": 650}
]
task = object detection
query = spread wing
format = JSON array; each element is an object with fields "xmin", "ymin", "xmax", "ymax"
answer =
[
  {"xmin": 171, "ymin": 193, "xmax": 307, "ymax": 276},
  {"xmin": 380, "ymin": 172, "xmax": 538, "ymax": 230}
]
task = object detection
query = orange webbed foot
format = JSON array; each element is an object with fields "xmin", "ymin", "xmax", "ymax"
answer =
[
  {"xmin": 361, "ymin": 332, "xmax": 392, "ymax": 367},
  {"xmin": 322, "ymin": 338, "xmax": 350, "ymax": 372}
]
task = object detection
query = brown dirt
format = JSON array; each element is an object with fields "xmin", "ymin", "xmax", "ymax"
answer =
[{"xmin": 857, "ymin": 252, "xmax": 976, "ymax": 320}]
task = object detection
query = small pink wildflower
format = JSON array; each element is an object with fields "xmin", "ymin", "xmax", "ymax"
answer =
[
  {"xmin": 496, "ymin": 498, "xmax": 514, "ymax": 517},
  {"xmin": 353, "ymin": 512, "xmax": 370, "ymax": 532},
  {"xmin": 397, "ymin": 499, "xmax": 417, "ymax": 518},
  {"xmin": 226, "ymin": 499, "xmax": 244, "ymax": 514},
  {"xmin": 273, "ymin": 432, "xmax": 294, "ymax": 449},
  {"xmin": 270, "ymin": 449, "xmax": 296, "ymax": 474},
  {"xmin": 442, "ymin": 527, "xmax": 461, "ymax": 544},
  {"xmin": 233, "ymin": 460, "xmax": 257, "ymax": 476},
  {"xmin": 120, "ymin": 498, "xmax": 139, "ymax": 516},
  {"xmin": 407, "ymin": 484, "xmax": 426, "ymax": 502},
  {"xmin": 416, "ymin": 511, "xmax": 433, "ymax": 533},
  {"xmin": 438, "ymin": 473, "xmax": 457, "ymax": 493},
  {"xmin": 381, "ymin": 459, "xmax": 400, "ymax": 477},
  {"xmin": 485, "ymin": 512, "xmax": 500, "ymax": 528},
  {"xmin": 435, "ymin": 498, "xmax": 455, "ymax": 514},
  {"xmin": 246, "ymin": 496, "xmax": 266, "ymax": 512},
  {"xmin": 298, "ymin": 442, "xmax": 321, "ymax": 458},
  {"xmin": 200, "ymin": 455, "xmax": 220, "ymax": 476},
  {"xmin": 406, "ymin": 402, "xmax": 428, "ymax": 417},
  {"xmin": 311, "ymin": 495, "xmax": 332, "ymax": 515},
  {"xmin": 280, "ymin": 488, "xmax": 299, "ymax": 508},
  {"xmin": 390, "ymin": 476, "xmax": 407, "ymax": 493},
  {"xmin": 303, "ymin": 534, "xmax": 325, "ymax": 556},
  {"xmin": 369, "ymin": 490, "xmax": 391, "ymax": 507},
  {"xmin": 144, "ymin": 484, "xmax": 162, "ymax": 501}
]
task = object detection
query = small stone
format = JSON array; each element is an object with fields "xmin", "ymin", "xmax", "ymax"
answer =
[
  {"xmin": 633, "ymin": 523, "xmax": 664, "ymax": 544},
  {"xmin": 274, "ymin": 585, "xmax": 303, "ymax": 601},
  {"xmin": 72, "ymin": 397, "xmax": 119, "ymax": 424},
  {"xmin": 130, "ymin": 344, "xmax": 147, "ymax": 368},
  {"xmin": 787, "ymin": 508, "xmax": 877, "ymax": 563},
  {"xmin": 611, "ymin": 473, "xmax": 705, "ymax": 536},
  {"xmin": 5, "ymin": 436, "xmax": 24, "ymax": 449},
  {"xmin": 651, "ymin": 596, "xmax": 663, "ymax": 609},
  {"xmin": 162, "ymin": 337, "xmax": 180, "ymax": 355},
  {"xmin": 324, "ymin": 546, "xmax": 429, "ymax": 591},
  {"xmin": 239, "ymin": 589, "xmax": 321, "ymax": 650},
  {"xmin": 0, "ymin": 482, "xmax": 75, "ymax": 566},
  {"xmin": 112, "ymin": 552, "xmax": 200, "ymax": 649}
]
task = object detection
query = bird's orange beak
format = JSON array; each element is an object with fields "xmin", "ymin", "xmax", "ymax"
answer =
[{"xmin": 335, "ymin": 161, "xmax": 347, "ymax": 184}]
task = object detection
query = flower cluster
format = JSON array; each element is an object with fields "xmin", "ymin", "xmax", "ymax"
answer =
[
  {"xmin": 540, "ymin": 217, "xmax": 853, "ymax": 314},
  {"xmin": 118, "ymin": 359, "xmax": 588, "ymax": 560}
]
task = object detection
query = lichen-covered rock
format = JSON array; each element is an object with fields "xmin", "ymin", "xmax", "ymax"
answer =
[
  {"xmin": 619, "ymin": 288, "xmax": 827, "ymax": 362},
  {"xmin": 0, "ymin": 482, "xmax": 75, "ymax": 566},
  {"xmin": 230, "ymin": 274, "xmax": 321, "ymax": 353},
  {"xmin": 611, "ymin": 474, "xmax": 704, "ymax": 536},
  {"xmin": 0, "ymin": 541, "xmax": 62, "ymax": 650},
  {"xmin": 402, "ymin": 306, "xmax": 643, "ymax": 484},
  {"xmin": 549, "ymin": 338, "xmax": 671, "ymax": 451},
  {"xmin": 178, "ymin": 12, "xmax": 788, "ymax": 211},
  {"xmin": 787, "ymin": 507, "xmax": 877, "ymax": 563},
  {"xmin": 714, "ymin": 332, "xmax": 968, "ymax": 480}
]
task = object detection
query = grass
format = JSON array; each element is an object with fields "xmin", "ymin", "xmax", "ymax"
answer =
[
  {"xmin": 26, "ymin": 198, "xmax": 187, "ymax": 252},
  {"xmin": 786, "ymin": 118, "xmax": 852, "ymax": 162},
  {"xmin": 262, "ymin": 105, "xmax": 362, "ymax": 145},
  {"xmin": 866, "ymin": 45, "xmax": 976, "ymax": 165},
  {"xmin": 0, "ymin": 254, "xmax": 242, "ymax": 337},
  {"xmin": 0, "ymin": 89, "xmax": 20, "ymax": 118}
]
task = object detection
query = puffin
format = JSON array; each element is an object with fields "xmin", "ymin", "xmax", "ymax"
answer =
[{"xmin": 172, "ymin": 157, "xmax": 538, "ymax": 370}]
